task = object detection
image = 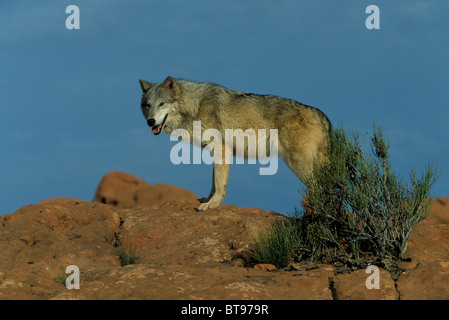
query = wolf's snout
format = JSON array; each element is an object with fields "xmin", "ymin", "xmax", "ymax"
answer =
[{"xmin": 147, "ymin": 118, "xmax": 156, "ymax": 127}]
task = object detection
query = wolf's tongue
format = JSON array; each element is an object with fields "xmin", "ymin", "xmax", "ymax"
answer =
[{"xmin": 152, "ymin": 123, "xmax": 162, "ymax": 135}]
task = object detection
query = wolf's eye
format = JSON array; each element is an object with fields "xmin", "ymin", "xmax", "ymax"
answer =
[{"xmin": 158, "ymin": 102, "xmax": 165, "ymax": 107}]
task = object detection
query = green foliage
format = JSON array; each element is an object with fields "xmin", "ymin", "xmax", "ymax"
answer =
[
  {"xmin": 251, "ymin": 218, "xmax": 300, "ymax": 269},
  {"xmin": 54, "ymin": 268, "xmax": 68, "ymax": 286},
  {"xmin": 117, "ymin": 246, "xmax": 142, "ymax": 266},
  {"xmin": 252, "ymin": 123, "xmax": 441, "ymax": 270}
]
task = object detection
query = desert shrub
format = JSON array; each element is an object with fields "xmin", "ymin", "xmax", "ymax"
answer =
[
  {"xmin": 251, "ymin": 218, "xmax": 300, "ymax": 268},
  {"xmin": 117, "ymin": 246, "xmax": 142, "ymax": 266},
  {"xmin": 252, "ymin": 124, "xmax": 440, "ymax": 270}
]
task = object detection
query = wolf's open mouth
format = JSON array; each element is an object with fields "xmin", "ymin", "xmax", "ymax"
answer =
[{"xmin": 152, "ymin": 114, "xmax": 168, "ymax": 135}]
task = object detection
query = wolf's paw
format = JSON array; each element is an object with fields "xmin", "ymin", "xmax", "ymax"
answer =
[
  {"xmin": 197, "ymin": 203, "xmax": 210, "ymax": 211},
  {"xmin": 197, "ymin": 201, "xmax": 220, "ymax": 212}
]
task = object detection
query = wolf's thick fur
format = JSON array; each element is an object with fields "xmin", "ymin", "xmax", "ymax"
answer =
[{"xmin": 139, "ymin": 76, "xmax": 331, "ymax": 211}]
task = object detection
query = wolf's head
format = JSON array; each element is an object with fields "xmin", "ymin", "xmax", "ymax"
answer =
[{"xmin": 139, "ymin": 76, "xmax": 181, "ymax": 135}]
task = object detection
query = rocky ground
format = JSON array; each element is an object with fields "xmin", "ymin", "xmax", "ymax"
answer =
[{"xmin": 1, "ymin": 171, "xmax": 448, "ymax": 300}]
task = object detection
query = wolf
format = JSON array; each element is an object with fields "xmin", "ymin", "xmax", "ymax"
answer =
[{"xmin": 139, "ymin": 76, "xmax": 332, "ymax": 211}]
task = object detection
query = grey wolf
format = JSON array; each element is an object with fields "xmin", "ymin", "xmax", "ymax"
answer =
[
  {"xmin": 166, "ymin": 119, "xmax": 280, "ymax": 175},
  {"xmin": 139, "ymin": 76, "xmax": 332, "ymax": 211}
]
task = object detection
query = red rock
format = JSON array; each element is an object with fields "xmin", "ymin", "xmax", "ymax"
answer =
[
  {"xmin": 39, "ymin": 198, "xmax": 84, "ymax": 205},
  {"xmin": 254, "ymin": 264, "xmax": 276, "ymax": 272},
  {"xmin": 397, "ymin": 222, "xmax": 449, "ymax": 300},
  {"xmin": 404, "ymin": 223, "xmax": 449, "ymax": 261},
  {"xmin": 92, "ymin": 171, "xmax": 198, "ymax": 208},
  {"xmin": 1, "ymin": 171, "xmax": 449, "ymax": 300},
  {"xmin": 396, "ymin": 259, "xmax": 449, "ymax": 300},
  {"xmin": 332, "ymin": 269, "xmax": 398, "ymax": 300},
  {"xmin": 424, "ymin": 197, "xmax": 449, "ymax": 224}
]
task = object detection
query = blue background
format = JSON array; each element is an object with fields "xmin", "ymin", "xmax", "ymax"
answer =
[{"xmin": 1, "ymin": 0, "xmax": 448, "ymax": 215}]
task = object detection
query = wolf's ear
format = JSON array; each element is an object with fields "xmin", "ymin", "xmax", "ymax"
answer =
[
  {"xmin": 139, "ymin": 79, "xmax": 152, "ymax": 94},
  {"xmin": 162, "ymin": 76, "xmax": 179, "ymax": 94}
]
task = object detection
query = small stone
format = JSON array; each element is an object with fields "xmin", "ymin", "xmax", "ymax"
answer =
[{"xmin": 254, "ymin": 264, "xmax": 276, "ymax": 272}]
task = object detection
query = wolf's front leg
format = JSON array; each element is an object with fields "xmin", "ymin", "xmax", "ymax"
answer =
[
  {"xmin": 198, "ymin": 167, "xmax": 215, "ymax": 203},
  {"xmin": 197, "ymin": 163, "xmax": 229, "ymax": 211}
]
